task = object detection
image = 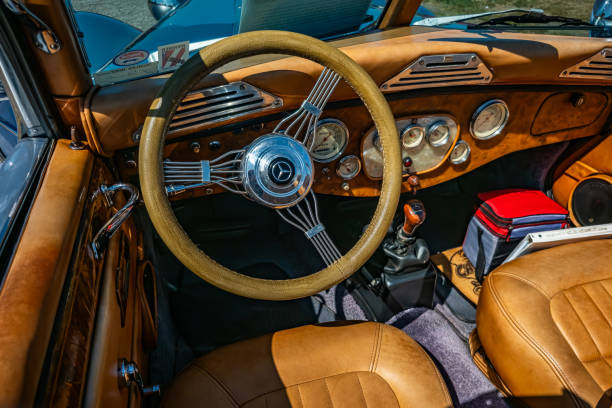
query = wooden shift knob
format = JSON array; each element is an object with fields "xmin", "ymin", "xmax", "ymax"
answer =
[{"xmin": 402, "ymin": 199, "xmax": 426, "ymax": 235}]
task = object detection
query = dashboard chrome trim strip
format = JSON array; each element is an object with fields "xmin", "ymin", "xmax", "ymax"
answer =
[{"xmin": 380, "ymin": 53, "xmax": 493, "ymax": 92}]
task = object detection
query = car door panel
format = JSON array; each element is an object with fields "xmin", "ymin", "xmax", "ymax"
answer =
[{"xmin": 0, "ymin": 139, "xmax": 93, "ymax": 407}]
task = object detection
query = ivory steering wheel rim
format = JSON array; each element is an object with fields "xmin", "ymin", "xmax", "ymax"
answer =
[{"xmin": 139, "ymin": 31, "xmax": 402, "ymax": 301}]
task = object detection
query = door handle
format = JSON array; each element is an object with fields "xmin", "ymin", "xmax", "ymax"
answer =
[{"xmin": 90, "ymin": 183, "xmax": 139, "ymax": 260}]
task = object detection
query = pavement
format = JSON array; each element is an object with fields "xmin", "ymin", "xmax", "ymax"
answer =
[{"xmin": 71, "ymin": 0, "xmax": 157, "ymax": 31}]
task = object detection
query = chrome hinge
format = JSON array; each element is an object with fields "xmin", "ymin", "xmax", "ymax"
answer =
[
  {"xmin": 3, "ymin": 0, "xmax": 62, "ymax": 54},
  {"xmin": 90, "ymin": 183, "xmax": 140, "ymax": 260}
]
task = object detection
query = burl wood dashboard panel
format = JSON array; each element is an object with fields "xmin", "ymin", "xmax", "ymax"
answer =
[
  {"xmin": 116, "ymin": 88, "xmax": 612, "ymax": 198},
  {"xmin": 90, "ymin": 27, "xmax": 612, "ymax": 154},
  {"xmin": 85, "ymin": 26, "xmax": 612, "ymax": 196}
]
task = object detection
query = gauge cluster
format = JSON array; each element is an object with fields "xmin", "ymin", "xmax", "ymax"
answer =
[
  {"xmin": 362, "ymin": 115, "xmax": 458, "ymax": 179},
  {"xmin": 152, "ymin": 87, "xmax": 599, "ymax": 199}
]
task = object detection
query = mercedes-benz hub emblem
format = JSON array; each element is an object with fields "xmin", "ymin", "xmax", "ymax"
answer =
[{"xmin": 268, "ymin": 157, "xmax": 295, "ymax": 185}]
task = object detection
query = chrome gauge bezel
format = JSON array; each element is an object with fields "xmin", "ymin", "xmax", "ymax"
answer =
[
  {"xmin": 470, "ymin": 99, "xmax": 509, "ymax": 141},
  {"xmin": 361, "ymin": 115, "xmax": 458, "ymax": 179},
  {"xmin": 449, "ymin": 140, "xmax": 471, "ymax": 165},
  {"xmin": 427, "ymin": 121, "xmax": 451, "ymax": 147},
  {"xmin": 336, "ymin": 155, "xmax": 361, "ymax": 180},
  {"xmin": 311, "ymin": 118, "xmax": 349, "ymax": 163},
  {"xmin": 401, "ymin": 125, "xmax": 425, "ymax": 149}
]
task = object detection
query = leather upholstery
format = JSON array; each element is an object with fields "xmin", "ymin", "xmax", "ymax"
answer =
[
  {"xmin": 477, "ymin": 239, "xmax": 612, "ymax": 407},
  {"xmin": 162, "ymin": 322, "xmax": 452, "ymax": 407},
  {"xmin": 0, "ymin": 140, "xmax": 93, "ymax": 407}
]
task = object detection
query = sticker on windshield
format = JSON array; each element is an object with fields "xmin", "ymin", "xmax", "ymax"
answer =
[
  {"xmin": 158, "ymin": 41, "xmax": 189, "ymax": 72},
  {"xmin": 113, "ymin": 50, "xmax": 149, "ymax": 66}
]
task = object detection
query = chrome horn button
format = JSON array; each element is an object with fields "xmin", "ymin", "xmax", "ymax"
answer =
[{"xmin": 242, "ymin": 134, "xmax": 313, "ymax": 209}]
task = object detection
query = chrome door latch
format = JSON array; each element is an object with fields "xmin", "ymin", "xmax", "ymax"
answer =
[
  {"xmin": 119, "ymin": 359, "xmax": 161, "ymax": 397},
  {"xmin": 90, "ymin": 183, "xmax": 139, "ymax": 260}
]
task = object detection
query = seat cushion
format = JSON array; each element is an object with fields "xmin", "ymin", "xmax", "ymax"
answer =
[
  {"xmin": 477, "ymin": 239, "xmax": 612, "ymax": 407},
  {"xmin": 162, "ymin": 322, "xmax": 452, "ymax": 407}
]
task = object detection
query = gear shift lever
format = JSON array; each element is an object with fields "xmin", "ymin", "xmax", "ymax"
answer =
[
  {"xmin": 383, "ymin": 199, "xmax": 430, "ymax": 273},
  {"xmin": 399, "ymin": 200, "xmax": 426, "ymax": 240}
]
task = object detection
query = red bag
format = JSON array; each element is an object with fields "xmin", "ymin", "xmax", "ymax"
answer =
[{"xmin": 463, "ymin": 189, "xmax": 569, "ymax": 280}]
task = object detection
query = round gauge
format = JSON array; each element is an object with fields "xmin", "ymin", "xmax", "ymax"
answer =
[
  {"xmin": 427, "ymin": 121, "xmax": 451, "ymax": 147},
  {"xmin": 336, "ymin": 155, "xmax": 361, "ymax": 180},
  {"xmin": 401, "ymin": 125, "xmax": 425, "ymax": 149},
  {"xmin": 311, "ymin": 119, "xmax": 349, "ymax": 162},
  {"xmin": 470, "ymin": 99, "xmax": 509, "ymax": 140},
  {"xmin": 449, "ymin": 140, "xmax": 471, "ymax": 164}
]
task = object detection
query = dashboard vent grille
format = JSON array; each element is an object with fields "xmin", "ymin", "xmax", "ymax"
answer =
[
  {"xmin": 560, "ymin": 49, "xmax": 612, "ymax": 81},
  {"xmin": 169, "ymin": 82, "xmax": 282, "ymax": 134},
  {"xmin": 381, "ymin": 53, "xmax": 493, "ymax": 92}
]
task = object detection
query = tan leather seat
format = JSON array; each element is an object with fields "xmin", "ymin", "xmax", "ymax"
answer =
[
  {"xmin": 162, "ymin": 322, "xmax": 452, "ymax": 407},
  {"xmin": 477, "ymin": 239, "xmax": 612, "ymax": 408}
]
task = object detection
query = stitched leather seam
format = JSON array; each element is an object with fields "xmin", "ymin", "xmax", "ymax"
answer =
[
  {"xmin": 370, "ymin": 324, "xmax": 382, "ymax": 373},
  {"xmin": 238, "ymin": 371, "xmax": 388, "ymax": 407},
  {"xmin": 549, "ymin": 277, "xmax": 612, "ymax": 299},
  {"xmin": 582, "ymin": 356, "xmax": 612, "ymax": 363},
  {"xmin": 354, "ymin": 372, "xmax": 370, "ymax": 408},
  {"xmin": 600, "ymin": 280, "xmax": 612, "ymax": 298},
  {"xmin": 562, "ymin": 291, "xmax": 603, "ymax": 358},
  {"xmin": 488, "ymin": 275, "xmax": 586, "ymax": 408},
  {"xmin": 560, "ymin": 291, "xmax": 612, "ymax": 379},
  {"xmin": 599, "ymin": 357, "xmax": 612, "ymax": 372},
  {"xmin": 191, "ymin": 364, "xmax": 239, "ymax": 407},
  {"xmin": 582, "ymin": 285, "xmax": 612, "ymax": 327},
  {"xmin": 295, "ymin": 383, "xmax": 304, "ymax": 408},
  {"xmin": 322, "ymin": 377, "xmax": 335, "ymax": 407},
  {"xmin": 494, "ymin": 272, "xmax": 551, "ymax": 298}
]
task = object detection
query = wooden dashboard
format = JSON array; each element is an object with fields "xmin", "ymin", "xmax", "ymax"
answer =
[
  {"xmin": 72, "ymin": 26, "xmax": 612, "ymax": 197},
  {"xmin": 115, "ymin": 87, "xmax": 611, "ymax": 198}
]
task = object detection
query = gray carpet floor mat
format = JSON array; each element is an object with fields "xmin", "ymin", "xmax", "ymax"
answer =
[{"xmin": 387, "ymin": 305, "xmax": 509, "ymax": 408}]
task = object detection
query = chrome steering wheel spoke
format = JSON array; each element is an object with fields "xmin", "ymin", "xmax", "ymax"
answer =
[
  {"xmin": 273, "ymin": 67, "xmax": 341, "ymax": 150},
  {"xmin": 276, "ymin": 191, "xmax": 341, "ymax": 266},
  {"xmin": 163, "ymin": 149, "xmax": 246, "ymax": 195}
]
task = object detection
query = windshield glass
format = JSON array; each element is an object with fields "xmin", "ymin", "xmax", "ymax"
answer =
[
  {"xmin": 421, "ymin": 1, "xmax": 591, "ymax": 20},
  {"xmin": 418, "ymin": 0, "xmax": 601, "ymax": 35},
  {"xmin": 68, "ymin": 0, "xmax": 388, "ymax": 86}
]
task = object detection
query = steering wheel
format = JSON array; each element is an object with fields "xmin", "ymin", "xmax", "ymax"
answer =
[{"xmin": 139, "ymin": 31, "xmax": 402, "ymax": 300}]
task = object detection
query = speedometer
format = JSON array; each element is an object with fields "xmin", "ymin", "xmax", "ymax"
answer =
[
  {"xmin": 311, "ymin": 119, "xmax": 349, "ymax": 162},
  {"xmin": 470, "ymin": 99, "xmax": 509, "ymax": 140}
]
